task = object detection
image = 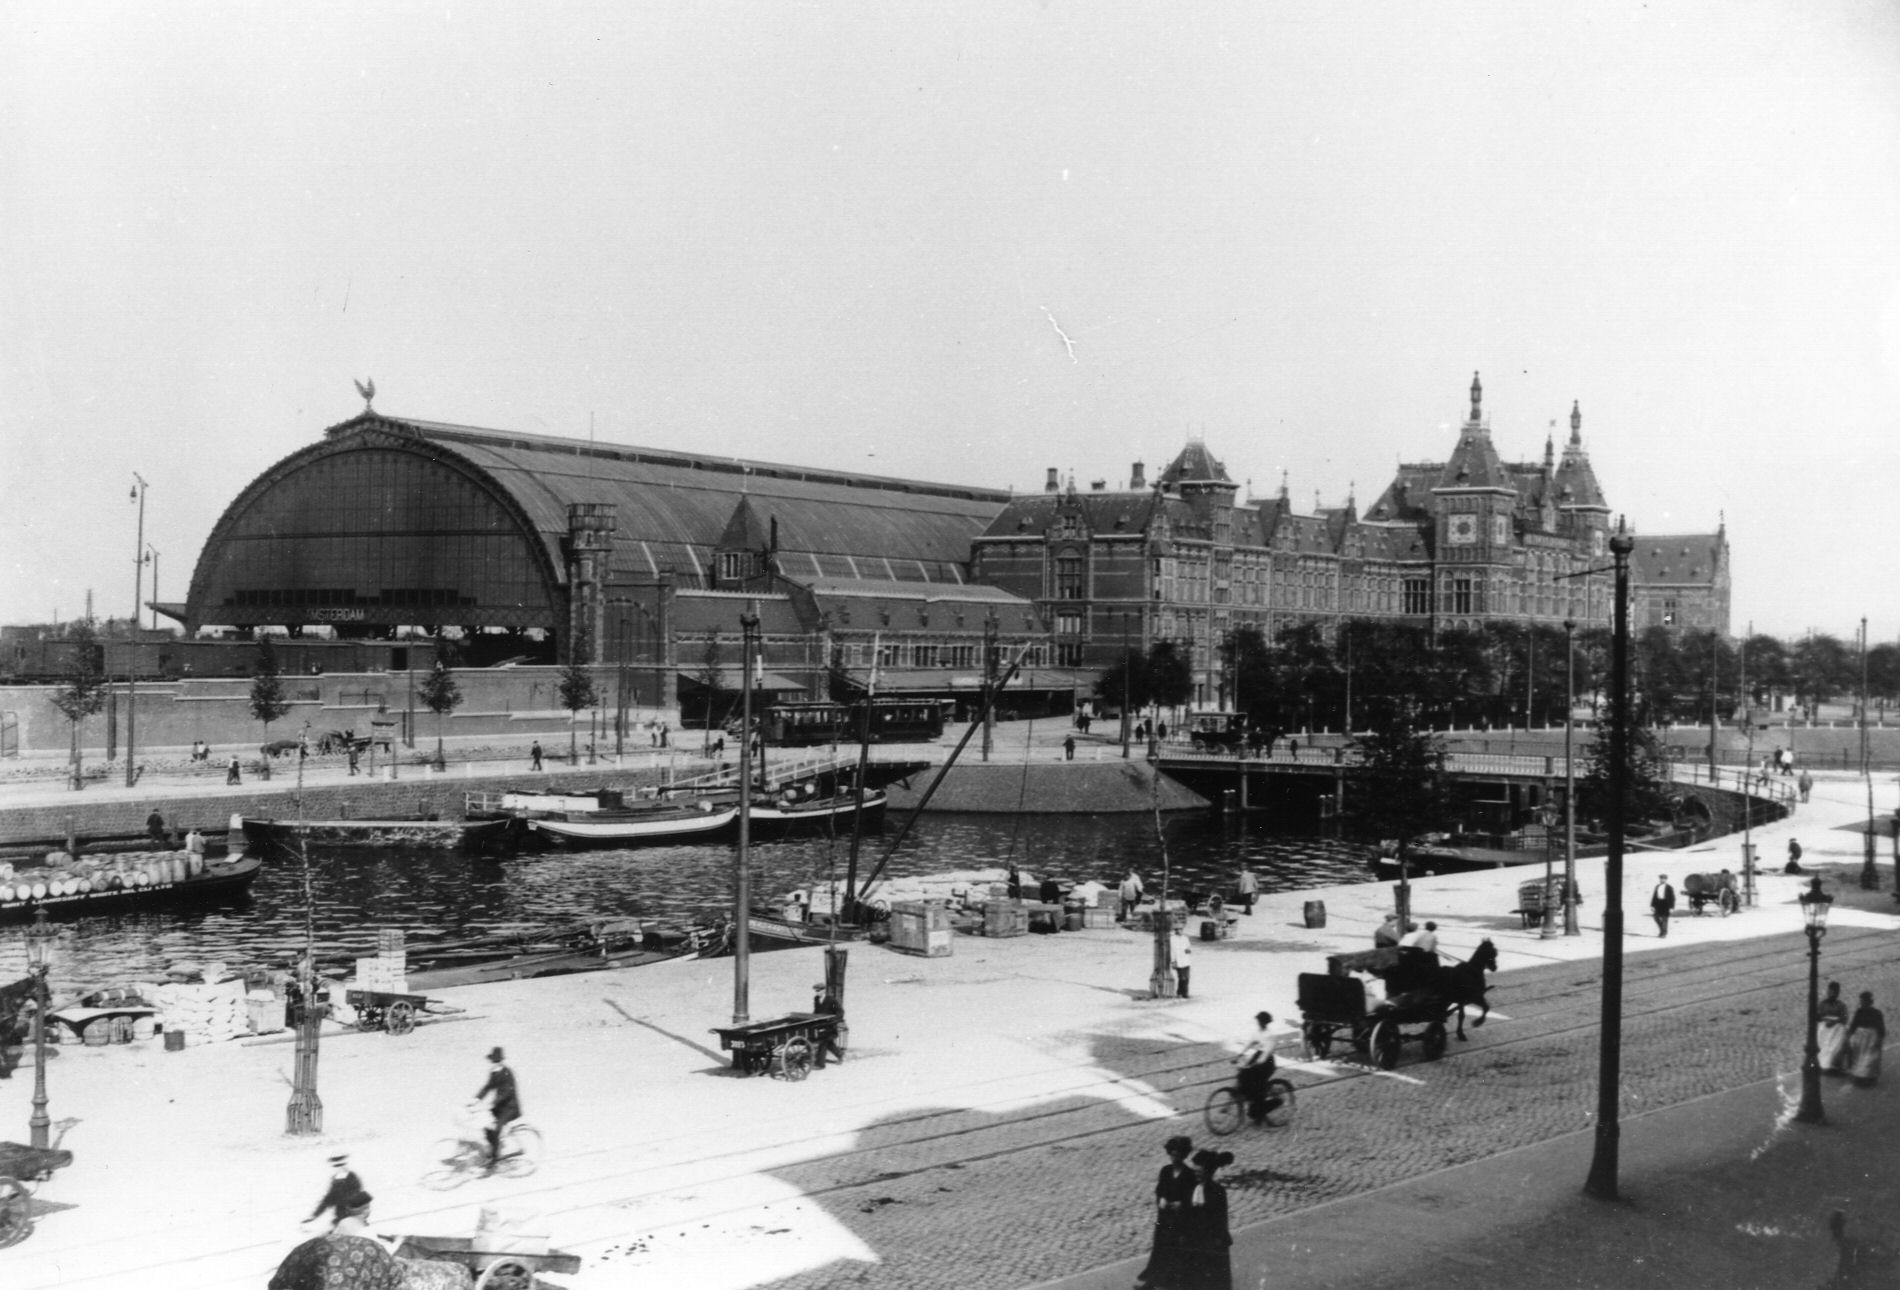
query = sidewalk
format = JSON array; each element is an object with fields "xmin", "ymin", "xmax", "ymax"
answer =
[{"xmin": 1, "ymin": 768, "xmax": 1891, "ymax": 1288}]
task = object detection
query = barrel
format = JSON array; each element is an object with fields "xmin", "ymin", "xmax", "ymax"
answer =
[
  {"xmin": 163, "ymin": 1029, "xmax": 186, "ymax": 1052},
  {"xmin": 83, "ymin": 1022, "xmax": 111, "ymax": 1047},
  {"xmin": 1303, "ymin": 899, "xmax": 1327, "ymax": 929},
  {"xmin": 1063, "ymin": 903, "xmax": 1085, "ymax": 931}
]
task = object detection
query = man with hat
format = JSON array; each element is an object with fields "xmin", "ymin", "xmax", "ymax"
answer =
[
  {"xmin": 305, "ymin": 1153, "xmax": 371, "ymax": 1228},
  {"xmin": 474, "ymin": 1047, "xmax": 521, "ymax": 1173}
]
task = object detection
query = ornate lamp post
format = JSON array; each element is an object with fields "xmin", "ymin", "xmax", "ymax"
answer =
[
  {"xmin": 24, "ymin": 909, "xmax": 58, "ymax": 1148},
  {"xmin": 1795, "ymin": 877, "xmax": 1834, "ymax": 1124},
  {"xmin": 1562, "ymin": 619, "xmax": 1580, "ymax": 936}
]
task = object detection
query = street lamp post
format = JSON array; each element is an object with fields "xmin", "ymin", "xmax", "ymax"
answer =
[
  {"xmin": 146, "ymin": 545, "xmax": 160, "ymax": 631},
  {"xmin": 24, "ymin": 909, "xmax": 57, "ymax": 1148},
  {"xmin": 126, "ymin": 473, "xmax": 148, "ymax": 788},
  {"xmin": 1120, "ymin": 610, "xmax": 1133, "ymax": 760},
  {"xmin": 1563, "ymin": 619, "xmax": 1580, "ymax": 936},
  {"xmin": 1796, "ymin": 877, "xmax": 1834, "ymax": 1124},
  {"xmin": 1584, "ymin": 521, "xmax": 1634, "ymax": 1201}
]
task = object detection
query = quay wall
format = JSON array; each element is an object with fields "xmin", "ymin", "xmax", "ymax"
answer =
[{"xmin": 882, "ymin": 759, "xmax": 1207, "ymax": 814}]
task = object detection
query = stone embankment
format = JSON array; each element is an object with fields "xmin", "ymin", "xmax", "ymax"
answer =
[{"xmin": 881, "ymin": 757, "xmax": 1206, "ymax": 813}]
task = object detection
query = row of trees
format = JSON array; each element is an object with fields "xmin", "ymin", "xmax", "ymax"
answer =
[{"xmin": 1096, "ymin": 620, "xmax": 1900, "ymax": 734}]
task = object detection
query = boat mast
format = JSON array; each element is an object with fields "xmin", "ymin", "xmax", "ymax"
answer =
[
  {"xmin": 732, "ymin": 606, "xmax": 759, "ymax": 1026},
  {"xmin": 842, "ymin": 633, "xmax": 879, "ymax": 918}
]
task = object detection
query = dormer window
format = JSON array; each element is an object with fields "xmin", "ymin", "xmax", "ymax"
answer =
[{"xmin": 1056, "ymin": 513, "xmax": 1082, "ymax": 538}]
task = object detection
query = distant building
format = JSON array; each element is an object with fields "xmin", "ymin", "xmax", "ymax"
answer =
[
  {"xmin": 1629, "ymin": 527, "xmax": 1731, "ymax": 636},
  {"xmin": 971, "ymin": 374, "xmax": 1730, "ymax": 705}
]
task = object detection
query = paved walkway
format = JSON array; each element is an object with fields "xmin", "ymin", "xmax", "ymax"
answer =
[{"xmin": 2, "ymin": 760, "xmax": 1894, "ymax": 1288}]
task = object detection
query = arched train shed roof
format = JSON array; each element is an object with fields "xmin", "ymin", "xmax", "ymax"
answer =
[{"xmin": 187, "ymin": 411, "xmax": 1011, "ymax": 633}]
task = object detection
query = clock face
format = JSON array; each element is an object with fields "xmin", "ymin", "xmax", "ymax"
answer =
[{"xmin": 1448, "ymin": 514, "xmax": 1477, "ymax": 545}]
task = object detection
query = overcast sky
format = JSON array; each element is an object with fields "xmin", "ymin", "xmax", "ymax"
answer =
[{"xmin": 4, "ymin": 2, "xmax": 1897, "ymax": 641}]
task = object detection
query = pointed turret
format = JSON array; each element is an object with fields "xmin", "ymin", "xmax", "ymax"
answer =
[{"xmin": 1553, "ymin": 401, "xmax": 1608, "ymax": 511}]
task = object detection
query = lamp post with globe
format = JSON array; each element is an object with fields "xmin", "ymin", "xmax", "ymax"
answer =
[
  {"xmin": 1795, "ymin": 877, "xmax": 1834, "ymax": 1124},
  {"xmin": 24, "ymin": 909, "xmax": 59, "ymax": 1148}
]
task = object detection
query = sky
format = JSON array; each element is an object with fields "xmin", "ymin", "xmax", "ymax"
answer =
[{"xmin": 3, "ymin": 1, "xmax": 1898, "ymax": 641}]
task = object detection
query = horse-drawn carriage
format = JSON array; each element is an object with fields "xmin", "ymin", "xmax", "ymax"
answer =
[{"xmin": 1297, "ymin": 940, "xmax": 1497, "ymax": 1070}]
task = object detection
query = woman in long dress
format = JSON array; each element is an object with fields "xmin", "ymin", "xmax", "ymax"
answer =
[
  {"xmin": 1845, "ymin": 991, "xmax": 1886, "ymax": 1088},
  {"xmin": 1135, "ymin": 1135, "xmax": 1200, "ymax": 1289},
  {"xmin": 1817, "ymin": 981, "xmax": 1851, "ymax": 1073},
  {"xmin": 1176, "ymin": 1148, "xmax": 1236, "ymax": 1290}
]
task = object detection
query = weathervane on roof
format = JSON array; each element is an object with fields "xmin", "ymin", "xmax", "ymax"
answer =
[{"xmin": 353, "ymin": 377, "xmax": 376, "ymax": 412}]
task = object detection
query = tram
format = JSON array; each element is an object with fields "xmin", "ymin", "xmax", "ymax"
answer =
[{"xmin": 763, "ymin": 699, "xmax": 948, "ymax": 746}]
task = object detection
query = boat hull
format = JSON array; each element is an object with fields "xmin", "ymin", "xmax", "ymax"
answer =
[
  {"xmin": 747, "ymin": 791, "xmax": 888, "ymax": 837},
  {"xmin": 527, "ymin": 805, "xmax": 739, "ymax": 847},
  {"xmin": 0, "ymin": 858, "xmax": 264, "ymax": 924},
  {"xmin": 243, "ymin": 817, "xmax": 510, "ymax": 852}
]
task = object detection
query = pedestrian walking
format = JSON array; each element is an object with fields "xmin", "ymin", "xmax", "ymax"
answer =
[
  {"xmin": 1169, "ymin": 925, "xmax": 1192, "ymax": 998},
  {"xmin": 346, "ymin": 744, "xmax": 359, "ymax": 776},
  {"xmin": 812, "ymin": 984, "xmax": 845, "ymax": 1069},
  {"xmin": 1650, "ymin": 874, "xmax": 1676, "ymax": 937},
  {"xmin": 305, "ymin": 1153, "xmax": 371, "ymax": 1229},
  {"xmin": 1180, "ymin": 1149, "xmax": 1236, "ymax": 1289},
  {"xmin": 1786, "ymin": 839, "xmax": 1805, "ymax": 874},
  {"xmin": 1063, "ymin": 734, "xmax": 1076, "ymax": 761},
  {"xmin": 1818, "ymin": 981, "xmax": 1851, "ymax": 1073},
  {"xmin": 226, "ymin": 754, "xmax": 242, "ymax": 786},
  {"xmin": 530, "ymin": 741, "xmax": 543, "ymax": 771},
  {"xmin": 1798, "ymin": 769, "xmax": 1813, "ymax": 803},
  {"xmin": 1234, "ymin": 867, "xmax": 1257, "ymax": 914},
  {"xmin": 1119, "ymin": 869, "xmax": 1145, "ymax": 921},
  {"xmin": 1846, "ymin": 991, "xmax": 1886, "ymax": 1087},
  {"xmin": 1134, "ymin": 1135, "xmax": 1199, "ymax": 1290}
]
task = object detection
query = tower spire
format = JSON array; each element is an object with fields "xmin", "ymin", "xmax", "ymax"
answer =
[
  {"xmin": 1570, "ymin": 399, "xmax": 1582, "ymax": 445},
  {"xmin": 1469, "ymin": 371, "xmax": 1483, "ymax": 424}
]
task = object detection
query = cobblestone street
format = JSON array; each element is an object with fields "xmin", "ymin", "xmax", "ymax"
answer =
[{"xmin": 736, "ymin": 926, "xmax": 1900, "ymax": 1290}]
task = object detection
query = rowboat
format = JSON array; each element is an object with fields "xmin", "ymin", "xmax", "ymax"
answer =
[
  {"xmin": 0, "ymin": 856, "xmax": 263, "ymax": 924},
  {"xmin": 747, "ymin": 789, "xmax": 888, "ymax": 836},
  {"xmin": 526, "ymin": 802, "xmax": 739, "ymax": 847}
]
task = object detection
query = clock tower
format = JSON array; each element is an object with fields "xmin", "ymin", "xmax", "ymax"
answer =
[{"xmin": 1430, "ymin": 372, "xmax": 1518, "ymax": 628}]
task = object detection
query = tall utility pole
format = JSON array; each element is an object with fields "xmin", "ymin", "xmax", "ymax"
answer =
[
  {"xmin": 1563, "ymin": 620, "xmax": 1580, "ymax": 936},
  {"xmin": 1584, "ymin": 522, "xmax": 1634, "ymax": 1200},
  {"xmin": 731, "ymin": 607, "xmax": 760, "ymax": 1026},
  {"xmin": 1120, "ymin": 611, "xmax": 1133, "ymax": 759},
  {"xmin": 1862, "ymin": 617, "xmax": 1878, "ymax": 890},
  {"xmin": 1707, "ymin": 631, "xmax": 1719, "ymax": 772},
  {"xmin": 126, "ymin": 473, "xmax": 148, "ymax": 787}
]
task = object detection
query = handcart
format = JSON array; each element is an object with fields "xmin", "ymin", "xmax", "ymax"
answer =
[
  {"xmin": 710, "ymin": 1011, "xmax": 844, "ymax": 1080},
  {"xmin": 393, "ymin": 1233, "xmax": 581, "ymax": 1290},
  {"xmin": 345, "ymin": 988, "xmax": 464, "ymax": 1036},
  {"xmin": 0, "ymin": 1141, "xmax": 73, "ymax": 1247}
]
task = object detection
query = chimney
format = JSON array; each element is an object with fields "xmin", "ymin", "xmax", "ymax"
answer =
[
  {"xmin": 1130, "ymin": 461, "xmax": 1146, "ymax": 490},
  {"xmin": 1045, "ymin": 467, "xmax": 1059, "ymax": 493}
]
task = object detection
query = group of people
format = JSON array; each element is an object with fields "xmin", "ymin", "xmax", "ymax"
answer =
[
  {"xmin": 143, "ymin": 810, "xmax": 207, "ymax": 855},
  {"xmin": 1115, "ymin": 866, "xmax": 1260, "ymax": 923},
  {"xmin": 1135, "ymin": 1135, "xmax": 1236, "ymax": 1289},
  {"xmin": 1817, "ymin": 982, "xmax": 1886, "ymax": 1087}
]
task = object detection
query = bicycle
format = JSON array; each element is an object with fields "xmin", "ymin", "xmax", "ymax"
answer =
[
  {"xmin": 421, "ymin": 1108, "xmax": 544, "ymax": 1190},
  {"xmin": 1203, "ymin": 1071, "xmax": 1296, "ymax": 1136}
]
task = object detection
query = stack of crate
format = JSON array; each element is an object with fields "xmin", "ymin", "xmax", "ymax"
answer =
[{"xmin": 356, "ymin": 928, "xmax": 408, "ymax": 993}]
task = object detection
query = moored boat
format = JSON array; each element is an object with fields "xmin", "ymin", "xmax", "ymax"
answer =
[
  {"xmin": 0, "ymin": 855, "xmax": 263, "ymax": 923},
  {"xmin": 242, "ymin": 816, "xmax": 513, "ymax": 853},
  {"xmin": 747, "ymin": 789, "xmax": 888, "ymax": 837},
  {"xmin": 695, "ymin": 911, "xmax": 868, "ymax": 957},
  {"xmin": 526, "ymin": 802, "xmax": 739, "ymax": 847},
  {"xmin": 393, "ymin": 919, "xmax": 714, "ymax": 989}
]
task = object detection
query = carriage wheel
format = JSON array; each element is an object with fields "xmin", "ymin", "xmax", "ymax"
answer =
[
  {"xmin": 475, "ymin": 1257, "xmax": 536, "ymax": 1290},
  {"xmin": 355, "ymin": 1008, "xmax": 383, "ymax": 1033},
  {"xmin": 1422, "ymin": 1021, "xmax": 1448, "ymax": 1061},
  {"xmin": 1301, "ymin": 1023, "xmax": 1333, "ymax": 1061},
  {"xmin": 1203, "ymin": 1086, "xmax": 1245, "ymax": 1137},
  {"xmin": 1262, "ymin": 1078, "xmax": 1297, "ymax": 1128},
  {"xmin": 385, "ymin": 1001, "xmax": 417, "ymax": 1036},
  {"xmin": 1371, "ymin": 1021, "xmax": 1402, "ymax": 1070},
  {"xmin": 0, "ymin": 1179, "xmax": 30, "ymax": 1249},
  {"xmin": 1719, "ymin": 887, "xmax": 1739, "ymax": 916},
  {"xmin": 777, "ymin": 1036, "xmax": 814, "ymax": 1081}
]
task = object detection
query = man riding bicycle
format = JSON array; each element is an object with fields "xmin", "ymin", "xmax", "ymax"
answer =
[
  {"xmin": 474, "ymin": 1046, "xmax": 521, "ymax": 1173},
  {"xmin": 1235, "ymin": 1011, "xmax": 1279, "ymax": 1123}
]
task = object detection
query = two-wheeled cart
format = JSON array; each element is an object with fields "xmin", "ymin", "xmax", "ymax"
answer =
[
  {"xmin": 393, "ymin": 1233, "xmax": 580, "ymax": 1290},
  {"xmin": 344, "ymin": 988, "xmax": 464, "ymax": 1036},
  {"xmin": 0, "ymin": 1141, "xmax": 72, "ymax": 1247},
  {"xmin": 710, "ymin": 1011, "xmax": 844, "ymax": 1080}
]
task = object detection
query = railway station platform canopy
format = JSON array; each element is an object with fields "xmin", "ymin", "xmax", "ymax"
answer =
[{"xmin": 182, "ymin": 409, "xmax": 1016, "ymax": 658}]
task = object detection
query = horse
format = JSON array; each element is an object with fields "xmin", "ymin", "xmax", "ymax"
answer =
[{"xmin": 1436, "ymin": 938, "xmax": 1498, "ymax": 1040}]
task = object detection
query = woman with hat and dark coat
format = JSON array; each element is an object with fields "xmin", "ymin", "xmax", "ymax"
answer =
[
  {"xmin": 475, "ymin": 1047, "xmax": 521, "ymax": 1172},
  {"xmin": 1135, "ymin": 1135, "xmax": 1200, "ymax": 1288},
  {"xmin": 1176, "ymin": 1148, "xmax": 1236, "ymax": 1289}
]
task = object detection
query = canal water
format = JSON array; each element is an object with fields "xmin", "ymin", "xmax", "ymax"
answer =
[{"xmin": 8, "ymin": 813, "xmax": 1376, "ymax": 995}]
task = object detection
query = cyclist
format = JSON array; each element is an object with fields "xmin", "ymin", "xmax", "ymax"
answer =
[
  {"xmin": 1235, "ymin": 1011, "xmax": 1279, "ymax": 1123},
  {"xmin": 474, "ymin": 1046, "xmax": 521, "ymax": 1174}
]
